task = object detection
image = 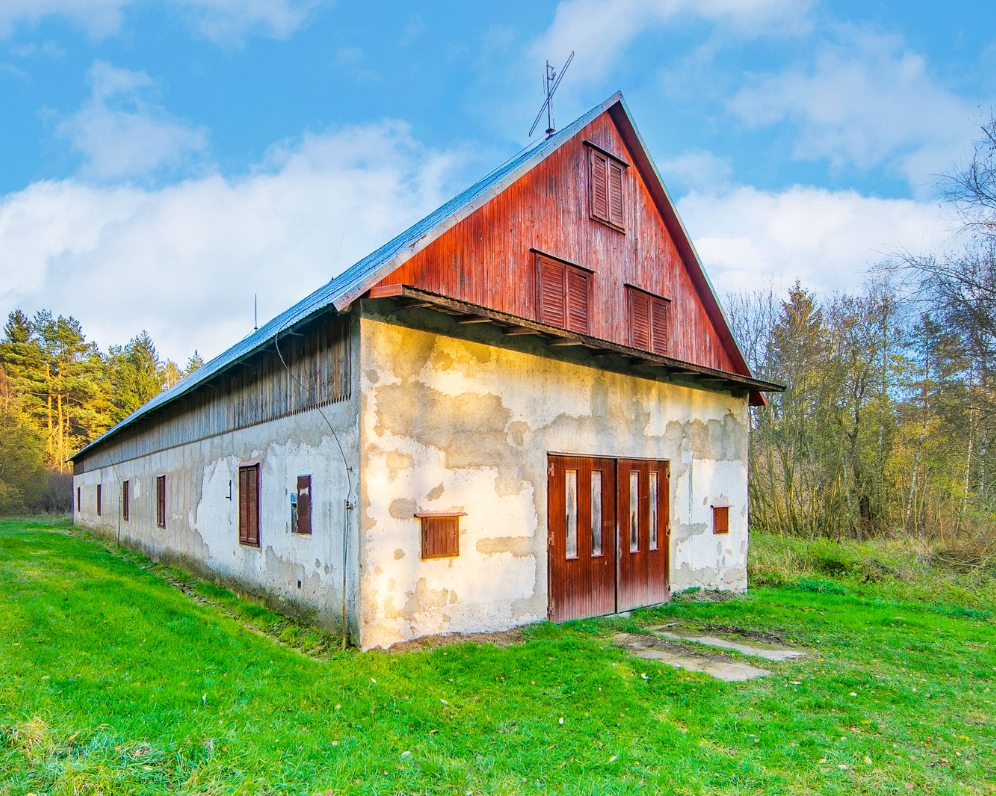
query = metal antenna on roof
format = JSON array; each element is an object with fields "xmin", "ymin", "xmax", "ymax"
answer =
[
  {"xmin": 254, "ymin": 294, "xmax": 258, "ymax": 332},
  {"xmin": 529, "ymin": 51, "xmax": 574, "ymax": 138}
]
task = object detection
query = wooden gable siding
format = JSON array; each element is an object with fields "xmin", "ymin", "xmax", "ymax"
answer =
[
  {"xmin": 373, "ymin": 113, "xmax": 740, "ymax": 374},
  {"xmin": 74, "ymin": 312, "xmax": 352, "ymax": 473}
]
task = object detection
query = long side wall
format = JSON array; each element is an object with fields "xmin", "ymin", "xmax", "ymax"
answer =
[
  {"xmin": 357, "ymin": 304, "xmax": 749, "ymax": 650},
  {"xmin": 73, "ymin": 322, "xmax": 361, "ymax": 637}
]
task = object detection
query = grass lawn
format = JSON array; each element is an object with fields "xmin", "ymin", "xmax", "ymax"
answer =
[{"xmin": 1, "ymin": 518, "xmax": 994, "ymax": 795}]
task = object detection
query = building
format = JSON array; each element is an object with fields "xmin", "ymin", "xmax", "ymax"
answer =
[{"xmin": 70, "ymin": 94, "xmax": 782, "ymax": 649}]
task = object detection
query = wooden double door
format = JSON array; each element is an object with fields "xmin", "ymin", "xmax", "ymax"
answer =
[{"xmin": 547, "ymin": 454, "xmax": 670, "ymax": 622}]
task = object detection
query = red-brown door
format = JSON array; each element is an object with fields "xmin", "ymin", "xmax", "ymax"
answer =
[
  {"xmin": 547, "ymin": 456, "xmax": 617, "ymax": 622},
  {"xmin": 548, "ymin": 455, "xmax": 670, "ymax": 621},
  {"xmin": 616, "ymin": 459, "xmax": 670, "ymax": 612}
]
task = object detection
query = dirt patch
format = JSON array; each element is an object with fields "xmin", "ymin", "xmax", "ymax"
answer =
[
  {"xmin": 703, "ymin": 623, "xmax": 787, "ymax": 645},
  {"xmin": 388, "ymin": 628, "xmax": 525, "ymax": 652},
  {"xmin": 613, "ymin": 633, "xmax": 771, "ymax": 682}
]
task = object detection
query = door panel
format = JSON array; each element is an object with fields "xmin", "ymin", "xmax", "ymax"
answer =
[
  {"xmin": 547, "ymin": 456, "xmax": 617, "ymax": 622},
  {"xmin": 616, "ymin": 459, "xmax": 670, "ymax": 611}
]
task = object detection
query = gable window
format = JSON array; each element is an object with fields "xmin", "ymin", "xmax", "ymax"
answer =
[
  {"xmin": 587, "ymin": 143, "xmax": 626, "ymax": 231},
  {"xmin": 96, "ymin": 484, "xmax": 102, "ymax": 516},
  {"xmin": 627, "ymin": 286, "xmax": 670, "ymax": 356},
  {"xmin": 416, "ymin": 512, "xmax": 465, "ymax": 559},
  {"xmin": 239, "ymin": 464, "xmax": 260, "ymax": 547},
  {"xmin": 296, "ymin": 475, "xmax": 312, "ymax": 535},
  {"xmin": 535, "ymin": 253, "xmax": 591, "ymax": 334},
  {"xmin": 122, "ymin": 480, "xmax": 130, "ymax": 522},
  {"xmin": 156, "ymin": 475, "xmax": 166, "ymax": 529}
]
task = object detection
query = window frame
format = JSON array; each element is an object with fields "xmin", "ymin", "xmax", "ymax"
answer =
[
  {"xmin": 534, "ymin": 251, "xmax": 593, "ymax": 334},
  {"xmin": 626, "ymin": 285, "xmax": 671, "ymax": 356},
  {"xmin": 156, "ymin": 475, "xmax": 166, "ymax": 529},
  {"xmin": 585, "ymin": 141, "xmax": 628, "ymax": 232},
  {"xmin": 296, "ymin": 474, "xmax": 312, "ymax": 535},
  {"xmin": 416, "ymin": 512, "xmax": 465, "ymax": 560},
  {"xmin": 238, "ymin": 463, "xmax": 261, "ymax": 547},
  {"xmin": 712, "ymin": 505, "xmax": 730, "ymax": 535}
]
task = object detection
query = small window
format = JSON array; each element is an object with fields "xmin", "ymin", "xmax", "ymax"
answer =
[
  {"xmin": 96, "ymin": 484, "xmax": 102, "ymax": 516},
  {"xmin": 627, "ymin": 286, "xmax": 670, "ymax": 355},
  {"xmin": 156, "ymin": 475, "xmax": 166, "ymax": 529},
  {"xmin": 239, "ymin": 465, "xmax": 260, "ymax": 547},
  {"xmin": 713, "ymin": 506, "xmax": 730, "ymax": 535},
  {"xmin": 76, "ymin": 486, "xmax": 81, "ymax": 513},
  {"xmin": 588, "ymin": 145, "xmax": 626, "ymax": 230},
  {"xmin": 649, "ymin": 472, "xmax": 659, "ymax": 551},
  {"xmin": 296, "ymin": 475, "xmax": 312, "ymax": 535},
  {"xmin": 122, "ymin": 480, "xmax": 130, "ymax": 522},
  {"xmin": 417, "ymin": 513, "xmax": 464, "ymax": 559},
  {"xmin": 629, "ymin": 470, "xmax": 639, "ymax": 552},
  {"xmin": 565, "ymin": 470, "xmax": 578, "ymax": 559},
  {"xmin": 590, "ymin": 470, "xmax": 603, "ymax": 557},
  {"xmin": 535, "ymin": 253, "xmax": 591, "ymax": 334}
]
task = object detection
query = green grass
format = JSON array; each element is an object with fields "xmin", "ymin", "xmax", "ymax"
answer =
[{"xmin": 1, "ymin": 518, "xmax": 994, "ymax": 794}]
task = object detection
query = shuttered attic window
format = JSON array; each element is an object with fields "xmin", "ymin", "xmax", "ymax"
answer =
[
  {"xmin": 535, "ymin": 253, "xmax": 592, "ymax": 334},
  {"xmin": 627, "ymin": 286, "xmax": 670, "ymax": 356},
  {"xmin": 587, "ymin": 143, "xmax": 627, "ymax": 231}
]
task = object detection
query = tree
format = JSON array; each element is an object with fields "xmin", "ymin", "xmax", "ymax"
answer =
[{"xmin": 0, "ymin": 366, "xmax": 46, "ymax": 513}]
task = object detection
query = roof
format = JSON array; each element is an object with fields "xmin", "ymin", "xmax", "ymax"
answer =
[{"xmin": 71, "ymin": 93, "xmax": 773, "ymax": 463}]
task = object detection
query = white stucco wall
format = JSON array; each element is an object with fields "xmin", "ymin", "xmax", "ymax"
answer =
[
  {"xmin": 357, "ymin": 305, "xmax": 750, "ymax": 650},
  {"xmin": 73, "ymin": 401, "xmax": 361, "ymax": 637}
]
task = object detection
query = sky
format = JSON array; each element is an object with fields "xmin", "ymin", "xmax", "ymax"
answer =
[{"xmin": 1, "ymin": 0, "xmax": 994, "ymax": 364}]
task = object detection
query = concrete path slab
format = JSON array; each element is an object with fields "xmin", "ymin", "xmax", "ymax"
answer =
[
  {"xmin": 653, "ymin": 631, "xmax": 805, "ymax": 662},
  {"xmin": 613, "ymin": 633, "xmax": 770, "ymax": 682}
]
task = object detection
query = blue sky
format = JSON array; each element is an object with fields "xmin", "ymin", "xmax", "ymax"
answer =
[{"xmin": 1, "ymin": 0, "xmax": 994, "ymax": 362}]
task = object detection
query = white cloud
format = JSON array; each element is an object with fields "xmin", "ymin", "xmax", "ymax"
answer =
[
  {"xmin": 0, "ymin": 0, "xmax": 317, "ymax": 42},
  {"xmin": 0, "ymin": 122, "xmax": 462, "ymax": 362},
  {"xmin": 677, "ymin": 184, "xmax": 954, "ymax": 296},
  {"xmin": 530, "ymin": 0, "xmax": 812, "ymax": 87},
  {"xmin": 58, "ymin": 61, "xmax": 208, "ymax": 180},
  {"xmin": 729, "ymin": 29, "xmax": 979, "ymax": 190}
]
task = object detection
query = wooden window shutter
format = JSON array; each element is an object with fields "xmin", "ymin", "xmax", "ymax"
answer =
[
  {"xmin": 608, "ymin": 159, "xmax": 625, "ymax": 228},
  {"xmin": 418, "ymin": 513, "xmax": 463, "ymax": 559},
  {"xmin": 565, "ymin": 267, "xmax": 590, "ymax": 334},
  {"xmin": 122, "ymin": 480, "xmax": 130, "ymax": 522},
  {"xmin": 713, "ymin": 506, "xmax": 729, "ymax": 534},
  {"xmin": 296, "ymin": 475, "xmax": 312, "ymax": 535},
  {"xmin": 630, "ymin": 289, "xmax": 651, "ymax": 350},
  {"xmin": 156, "ymin": 475, "xmax": 166, "ymax": 529},
  {"xmin": 590, "ymin": 149, "xmax": 609, "ymax": 222},
  {"xmin": 96, "ymin": 484, "xmax": 102, "ymax": 516},
  {"xmin": 650, "ymin": 298, "xmax": 669, "ymax": 356},
  {"xmin": 239, "ymin": 465, "xmax": 260, "ymax": 547},
  {"xmin": 536, "ymin": 256, "xmax": 566, "ymax": 327}
]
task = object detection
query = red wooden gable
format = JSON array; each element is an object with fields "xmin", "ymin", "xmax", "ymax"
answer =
[{"xmin": 372, "ymin": 106, "xmax": 748, "ymax": 378}]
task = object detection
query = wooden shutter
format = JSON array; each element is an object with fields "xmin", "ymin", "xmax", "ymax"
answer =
[
  {"xmin": 565, "ymin": 267, "xmax": 590, "ymax": 334},
  {"xmin": 418, "ymin": 513, "xmax": 462, "ymax": 559},
  {"xmin": 296, "ymin": 475, "xmax": 312, "ymax": 535},
  {"xmin": 650, "ymin": 297, "xmax": 669, "ymax": 356},
  {"xmin": 608, "ymin": 159, "xmax": 625, "ymax": 228},
  {"xmin": 590, "ymin": 149, "xmax": 609, "ymax": 222},
  {"xmin": 122, "ymin": 480, "xmax": 130, "ymax": 521},
  {"xmin": 629, "ymin": 289, "xmax": 651, "ymax": 349},
  {"xmin": 239, "ymin": 465, "xmax": 260, "ymax": 547},
  {"xmin": 156, "ymin": 475, "xmax": 166, "ymax": 528},
  {"xmin": 536, "ymin": 256, "xmax": 566, "ymax": 327},
  {"xmin": 713, "ymin": 506, "xmax": 729, "ymax": 534},
  {"xmin": 96, "ymin": 484, "xmax": 102, "ymax": 516}
]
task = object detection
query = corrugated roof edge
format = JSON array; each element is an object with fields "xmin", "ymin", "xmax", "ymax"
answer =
[{"xmin": 69, "ymin": 93, "xmax": 625, "ymax": 463}]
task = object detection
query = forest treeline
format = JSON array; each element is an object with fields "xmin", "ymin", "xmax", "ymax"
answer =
[
  {"xmin": 0, "ymin": 312, "xmax": 202, "ymax": 513},
  {"xmin": 730, "ymin": 113, "xmax": 996, "ymax": 561}
]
